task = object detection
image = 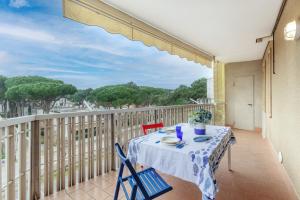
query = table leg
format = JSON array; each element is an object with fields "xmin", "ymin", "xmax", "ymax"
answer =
[{"xmin": 228, "ymin": 145, "xmax": 232, "ymax": 171}]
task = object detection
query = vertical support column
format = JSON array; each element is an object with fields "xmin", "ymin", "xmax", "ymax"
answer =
[
  {"xmin": 6, "ymin": 125, "xmax": 15, "ymax": 200},
  {"xmin": 30, "ymin": 120, "xmax": 40, "ymax": 200},
  {"xmin": 213, "ymin": 61, "xmax": 226, "ymax": 125}
]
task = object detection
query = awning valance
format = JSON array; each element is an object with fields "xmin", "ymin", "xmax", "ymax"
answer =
[{"xmin": 63, "ymin": 0, "xmax": 214, "ymax": 67}]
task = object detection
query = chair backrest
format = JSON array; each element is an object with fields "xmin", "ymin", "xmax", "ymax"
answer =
[
  {"xmin": 114, "ymin": 143, "xmax": 150, "ymax": 199},
  {"xmin": 142, "ymin": 122, "xmax": 164, "ymax": 135}
]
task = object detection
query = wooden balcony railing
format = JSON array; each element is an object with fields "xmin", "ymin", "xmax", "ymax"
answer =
[{"xmin": 0, "ymin": 104, "xmax": 214, "ymax": 200}]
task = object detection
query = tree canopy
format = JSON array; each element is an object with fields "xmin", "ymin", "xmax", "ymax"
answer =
[
  {"xmin": 89, "ymin": 83, "xmax": 139, "ymax": 108},
  {"xmin": 4, "ymin": 76, "xmax": 77, "ymax": 114},
  {"xmin": 68, "ymin": 88, "xmax": 93, "ymax": 106},
  {"xmin": 87, "ymin": 78, "xmax": 207, "ymax": 108},
  {"xmin": 0, "ymin": 75, "xmax": 7, "ymax": 101},
  {"xmin": 0, "ymin": 75, "xmax": 208, "ymax": 116}
]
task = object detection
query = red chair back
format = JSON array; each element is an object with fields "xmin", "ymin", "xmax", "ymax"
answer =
[{"xmin": 142, "ymin": 122, "xmax": 164, "ymax": 135}]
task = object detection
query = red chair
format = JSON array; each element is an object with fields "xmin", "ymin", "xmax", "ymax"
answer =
[{"xmin": 142, "ymin": 122, "xmax": 164, "ymax": 135}]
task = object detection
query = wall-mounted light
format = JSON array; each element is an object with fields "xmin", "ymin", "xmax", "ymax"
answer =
[{"xmin": 284, "ymin": 20, "xmax": 300, "ymax": 41}]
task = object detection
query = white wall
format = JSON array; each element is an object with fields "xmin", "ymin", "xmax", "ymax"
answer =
[
  {"xmin": 225, "ymin": 60, "xmax": 262, "ymax": 129},
  {"xmin": 265, "ymin": 0, "xmax": 300, "ymax": 196}
]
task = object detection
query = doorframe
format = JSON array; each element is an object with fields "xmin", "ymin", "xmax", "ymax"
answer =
[{"xmin": 233, "ymin": 74, "xmax": 255, "ymax": 130}]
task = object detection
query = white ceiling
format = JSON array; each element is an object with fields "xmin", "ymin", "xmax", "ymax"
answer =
[{"xmin": 103, "ymin": 0, "xmax": 282, "ymax": 63}]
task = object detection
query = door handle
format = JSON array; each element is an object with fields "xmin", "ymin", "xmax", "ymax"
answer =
[{"xmin": 248, "ymin": 104, "xmax": 253, "ymax": 106}]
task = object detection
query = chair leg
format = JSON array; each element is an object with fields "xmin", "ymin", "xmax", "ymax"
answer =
[
  {"xmin": 130, "ymin": 185, "xmax": 137, "ymax": 200},
  {"xmin": 113, "ymin": 180, "xmax": 121, "ymax": 200}
]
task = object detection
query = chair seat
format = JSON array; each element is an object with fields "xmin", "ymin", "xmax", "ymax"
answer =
[{"xmin": 127, "ymin": 168, "xmax": 172, "ymax": 200}]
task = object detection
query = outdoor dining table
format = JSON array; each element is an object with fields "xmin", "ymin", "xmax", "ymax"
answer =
[{"xmin": 127, "ymin": 123, "xmax": 236, "ymax": 200}]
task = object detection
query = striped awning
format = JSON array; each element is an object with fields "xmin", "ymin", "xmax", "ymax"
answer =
[{"xmin": 63, "ymin": 0, "xmax": 214, "ymax": 67}]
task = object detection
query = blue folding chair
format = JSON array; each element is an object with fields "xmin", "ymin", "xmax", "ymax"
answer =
[{"xmin": 114, "ymin": 143, "xmax": 173, "ymax": 200}]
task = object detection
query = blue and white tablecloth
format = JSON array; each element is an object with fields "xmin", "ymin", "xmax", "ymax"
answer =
[{"xmin": 127, "ymin": 124, "xmax": 236, "ymax": 200}]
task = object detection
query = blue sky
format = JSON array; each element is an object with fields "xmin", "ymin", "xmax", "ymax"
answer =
[{"xmin": 0, "ymin": 0, "xmax": 212, "ymax": 89}]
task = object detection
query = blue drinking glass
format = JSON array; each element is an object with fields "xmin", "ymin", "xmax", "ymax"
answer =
[
  {"xmin": 177, "ymin": 131, "xmax": 183, "ymax": 141},
  {"xmin": 176, "ymin": 125, "xmax": 181, "ymax": 133}
]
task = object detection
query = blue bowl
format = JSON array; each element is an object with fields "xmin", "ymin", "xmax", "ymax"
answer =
[{"xmin": 194, "ymin": 128, "xmax": 206, "ymax": 135}]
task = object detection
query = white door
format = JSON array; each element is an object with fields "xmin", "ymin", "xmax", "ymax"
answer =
[{"xmin": 234, "ymin": 75, "xmax": 254, "ymax": 130}]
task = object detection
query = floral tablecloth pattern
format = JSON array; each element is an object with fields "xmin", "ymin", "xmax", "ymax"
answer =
[{"xmin": 127, "ymin": 124, "xmax": 235, "ymax": 200}]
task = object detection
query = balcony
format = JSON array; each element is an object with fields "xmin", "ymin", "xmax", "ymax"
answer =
[
  {"xmin": 1, "ymin": 0, "xmax": 300, "ymax": 199},
  {"xmin": 0, "ymin": 104, "xmax": 215, "ymax": 199},
  {"xmin": 0, "ymin": 104, "xmax": 298, "ymax": 200}
]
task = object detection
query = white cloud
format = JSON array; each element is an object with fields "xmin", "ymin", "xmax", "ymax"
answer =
[
  {"xmin": 27, "ymin": 67, "xmax": 87, "ymax": 74},
  {"xmin": 0, "ymin": 22, "xmax": 130, "ymax": 56},
  {"xmin": 9, "ymin": 0, "xmax": 29, "ymax": 8},
  {"xmin": 0, "ymin": 23, "xmax": 58, "ymax": 44}
]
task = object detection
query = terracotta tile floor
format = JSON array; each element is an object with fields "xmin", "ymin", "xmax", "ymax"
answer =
[{"xmin": 43, "ymin": 129, "xmax": 299, "ymax": 200}]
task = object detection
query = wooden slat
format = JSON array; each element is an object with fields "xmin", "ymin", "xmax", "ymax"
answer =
[
  {"xmin": 44, "ymin": 120, "xmax": 49, "ymax": 196},
  {"xmin": 99, "ymin": 115, "xmax": 103, "ymax": 175},
  {"xmin": 56, "ymin": 118, "xmax": 61, "ymax": 191},
  {"xmin": 61, "ymin": 118, "xmax": 66, "ymax": 189},
  {"xmin": 130, "ymin": 112, "xmax": 134, "ymax": 140},
  {"xmin": 82, "ymin": 116, "xmax": 86, "ymax": 182},
  {"xmin": 67, "ymin": 118, "xmax": 71, "ymax": 187},
  {"xmin": 104, "ymin": 115, "xmax": 109, "ymax": 173},
  {"xmin": 30, "ymin": 120, "xmax": 40, "ymax": 200},
  {"xmin": 123, "ymin": 113, "xmax": 128, "ymax": 151},
  {"xmin": 88, "ymin": 115, "xmax": 94, "ymax": 179},
  {"xmin": 71, "ymin": 117, "xmax": 76, "ymax": 186},
  {"xmin": 90, "ymin": 115, "xmax": 95, "ymax": 178},
  {"xmin": 19, "ymin": 123, "xmax": 26, "ymax": 200},
  {"xmin": 49, "ymin": 119, "xmax": 54, "ymax": 195},
  {"xmin": 107, "ymin": 114, "xmax": 112, "ymax": 172},
  {"xmin": 79, "ymin": 116, "xmax": 85, "ymax": 182},
  {"xmin": 111, "ymin": 113, "xmax": 116, "ymax": 171},
  {"xmin": 78, "ymin": 116, "xmax": 82, "ymax": 182},
  {"xmin": 87, "ymin": 116, "xmax": 91, "ymax": 179},
  {"xmin": 116, "ymin": 113, "xmax": 122, "ymax": 168},
  {"xmin": 96, "ymin": 115, "xmax": 101, "ymax": 176},
  {"xmin": 135, "ymin": 112, "xmax": 139, "ymax": 137},
  {"xmin": 6, "ymin": 125, "xmax": 15, "ymax": 200}
]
